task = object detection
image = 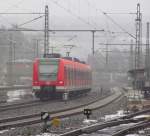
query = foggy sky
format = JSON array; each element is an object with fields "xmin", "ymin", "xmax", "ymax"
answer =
[
  {"xmin": 0, "ymin": 0, "xmax": 149, "ymax": 60},
  {"xmin": 0, "ymin": 0, "xmax": 149, "ymax": 28}
]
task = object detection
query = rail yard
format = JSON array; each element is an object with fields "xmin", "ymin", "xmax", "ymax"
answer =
[{"xmin": 0, "ymin": 0, "xmax": 150, "ymax": 136}]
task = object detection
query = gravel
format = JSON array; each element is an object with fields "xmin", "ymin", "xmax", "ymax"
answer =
[
  {"xmin": 0, "ymin": 88, "xmax": 110, "ymax": 119},
  {"xmin": 0, "ymin": 93, "xmax": 127, "ymax": 136}
]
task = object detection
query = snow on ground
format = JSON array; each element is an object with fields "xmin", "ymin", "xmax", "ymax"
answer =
[
  {"xmin": 7, "ymin": 89, "xmax": 27, "ymax": 102},
  {"xmin": 36, "ymin": 133, "xmax": 59, "ymax": 136},
  {"xmin": 104, "ymin": 110, "xmax": 126, "ymax": 121}
]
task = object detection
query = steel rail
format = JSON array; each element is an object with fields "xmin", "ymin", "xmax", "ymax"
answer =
[
  {"xmin": 0, "ymin": 90, "xmax": 122, "ymax": 130},
  {"xmin": 0, "ymin": 100, "xmax": 42, "ymax": 112},
  {"xmin": 121, "ymin": 108, "xmax": 150, "ymax": 120},
  {"xmin": 59, "ymin": 108, "xmax": 150, "ymax": 136},
  {"xmin": 112, "ymin": 120, "xmax": 150, "ymax": 136},
  {"xmin": 59, "ymin": 119, "xmax": 140, "ymax": 136},
  {"xmin": 0, "ymin": 90, "xmax": 112, "ymax": 113},
  {"xmin": 0, "ymin": 92, "xmax": 115, "ymax": 123},
  {"xmin": 60, "ymin": 97, "xmax": 150, "ymax": 136},
  {"xmin": 0, "ymin": 85, "xmax": 32, "ymax": 91}
]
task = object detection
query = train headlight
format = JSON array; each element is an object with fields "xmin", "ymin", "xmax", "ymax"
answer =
[
  {"xmin": 59, "ymin": 81, "xmax": 63, "ymax": 84},
  {"xmin": 33, "ymin": 86, "xmax": 40, "ymax": 89}
]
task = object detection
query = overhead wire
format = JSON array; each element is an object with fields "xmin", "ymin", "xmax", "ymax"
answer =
[
  {"xmin": 0, "ymin": 0, "xmax": 43, "ymax": 51},
  {"xmin": 49, "ymin": 0, "xmax": 100, "ymax": 30},
  {"xmin": 49, "ymin": 0, "xmax": 105, "ymax": 57},
  {"xmin": 86, "ymin": 0, "xmax": 100, "ymax": 29},
  {"xmin": 18, "ymin": 15, "xmax": 45, "ymax": 27},
  {"xmin": 85, "ymin": 0, "xmax": 136, "ymax": 39},
  {"xmin": 0, "ymin": 0, "xmax": 44, "ymax": 28},
  {"xmin": 103, "ymin": 13, "xmax": 136, "ymax": 39}
]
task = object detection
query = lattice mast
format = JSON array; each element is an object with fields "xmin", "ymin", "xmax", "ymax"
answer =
[
  {"xmin": 44, "ymin": 5, "xmax": 49, "ymax": 56},
  {"xmin": 145, "ymin": 22, "xmax": 150, "ymax": 80},
  {"xmin": 129, "ymin": 40, "xmax": 134, "ymax": 70},
  {"xmin": 135, "ymin": 3, "xmax": 142, "ymax": 69}
]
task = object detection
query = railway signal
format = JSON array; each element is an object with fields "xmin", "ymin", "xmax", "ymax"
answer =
[
  {"xmin": 41, "ymin": 112, "xmax": 50, "ymax": 121},
  {"xmin": 63, "ymin": 93, "xmax": 68, "ymax": 101},
  {"xmin": 84, "ymin": 109, "xmax": 92, "ymax": 119},
  {"xmin": 41, "ymin": 112, "xmax": 50, "ymax": 132}
]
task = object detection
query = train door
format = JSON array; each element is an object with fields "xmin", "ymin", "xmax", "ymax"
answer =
[
  {"xmin": 70, "ymin": 66, "xmax": 73, "ymax": 89},
  {"xmin": 64, "ymin": 66, "xmax": 67, "ymax": 91},
  {"xmin": 72, "ymin": 65, "xmax": 75, "ymax": 89}
]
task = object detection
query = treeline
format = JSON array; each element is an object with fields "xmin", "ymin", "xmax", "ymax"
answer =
[{"xmin": 0, "ymin": 25, "xmax": 35, "ymax": 62}]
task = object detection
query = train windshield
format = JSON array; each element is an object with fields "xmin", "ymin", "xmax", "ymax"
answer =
[{"xmin": 39, "ymin": 59, "xmax": 59, "ymax": 81}]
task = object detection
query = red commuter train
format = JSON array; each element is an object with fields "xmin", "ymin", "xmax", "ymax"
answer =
[{"xmin": 32, "ymin": 56, "xmax": 92, "ymax": 100}]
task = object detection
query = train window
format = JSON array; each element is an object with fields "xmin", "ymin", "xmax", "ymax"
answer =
[
  {"xmin": 65, "ymin": 66, "xmax": 71, "ymax": 86},
  {"xmin": 39, "ymin": 60, "xmax": 59, "ymax": 81},
  {"xmin": 72, "ymin": 67, "xmax": 74, "ymax": 86},
  {"xmin": 68, "ymin": 66, "xmax": 72, "ymax": 86},
  {"xmin": 68, "ymin": 67, "xmax": 70, "ymax": 86},
  {"xmin": 71, "ymin": 67, "xmax": 73, "ymax": 86},
  {"xmin": 69, "ymin": 67, "xmax": 71, "ymax": 86},
  {"xmin": 39, "ymin": 64, "xmax": 58, "ymax": 73},
  {"xmin": 74, "ymin": 67, "xmax": 77, "ymax": 85}
]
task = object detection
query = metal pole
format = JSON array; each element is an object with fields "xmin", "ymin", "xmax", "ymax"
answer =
[
  {"xmin": 135, "ymin": 3, "xmax": 142, "ymax": 70},
  {"xmin": 130, "ymin": 40, "xmax": 133, "ymax": 70},
  {"xmin": 66, "ymin": 52, "xmax": 70, "ymax": 57},
  {"xmin": 44, "ymin": 5, "xmax": 49, "ymax": 56},
  {"xmin": 49, "ymin": 46, "xmax": 56, "ymax": 54},
  {"xmin": 146, "ymin": 22, "xmax": 150, "ymax": 80},
  {"xmin": 8, "ymin": 34, "xmax": 13, "ymax": 86},
  {"xmin": 13, "ymin": 43, "xmax": 15, "ymax": 62},
  {"xmin": 106, "ymin": 43, "xmax": 108, "ymax": 65},
  {"xmin": 134, "ymin": 3, "xmax": 142, "ymax": 91},
  {"xmin": 36, "ymin": 40, "xmax": 39, "ymax": 57},
  {"xmin": 51, "ymin": 46, "xmax": 53, "ymax": 54},
  {"xmin": 92, "ymin": 30, "xmax": 95, "ymax": 55}
]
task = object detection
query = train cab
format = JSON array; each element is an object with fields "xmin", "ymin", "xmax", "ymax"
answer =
[{"xmin": 32, "ymin": 55, "xmax": 92, "ymax": 100}]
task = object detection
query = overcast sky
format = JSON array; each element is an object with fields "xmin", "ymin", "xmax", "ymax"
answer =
[
  {"xmin": 0, "ymin": 0, "xmax": 149, "ymax": 59},
  {"xmin": 0, "ymin": 0, "xmax": 149, "ymax": 28}
]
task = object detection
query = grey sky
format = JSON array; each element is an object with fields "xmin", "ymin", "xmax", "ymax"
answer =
[
  {"xmin": 0, "ymin": 0, "xmax": 149, "ymax": 27},
  {"xmin": 0, "ymin": 0, "xmax": 149, "ymax": 59}
]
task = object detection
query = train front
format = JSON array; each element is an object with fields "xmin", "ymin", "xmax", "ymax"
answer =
[{"xmin": 32, "ymin": 58, "xmax": 63, "ymax": 100}]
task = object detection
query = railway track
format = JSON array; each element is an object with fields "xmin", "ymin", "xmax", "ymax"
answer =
[
  {"xmin": 0, "ymin": 85, "xmax": 31, "ymax": 91},
  {"xmin": 0, "ymin": 88, "xmax": 112, "ymax": 114},
  {"xmin": 59, "ymin": 108, "xmax": 150, "ymax": 136},
  {"xmin": 0, "ymin": 88, "xmax": 123, "ymax": 131},
  {"xmin": 59, "ymin": 120, "xmax": 139, "ymax": 136},
  {"xmin": 0, "ymin": 100, "xmax": 41, "ymax": 112},
  {"xmin": 112, "ymin": 120, "xmax": 150, "ymax": 136}
]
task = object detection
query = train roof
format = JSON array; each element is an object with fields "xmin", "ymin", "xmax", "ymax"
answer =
[
  {"xmin": 39, "ymin": 54, "xmax": 87, "ymax": 65},
  {"xmin": 35, "ymin": 57, "xmax": 90, "ymax": 67}
]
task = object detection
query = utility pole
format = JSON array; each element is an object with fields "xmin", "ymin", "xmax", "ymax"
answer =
[
  {"xmin": 130, "ymin": 40, "xmax": 134, "ymax": 70},
  {"xmin": 33, "ymin": 39, "xmax": 41, "ymax": 57},
  {"xmin": 134, "ymin": 3, "xmax": 142, "ymax": 90},
  {"xmin": 44, "ymin": 5, "xmax": 49, "ymax": 57},
  {"xmin": 66, "ymin": 52, "xmax": 70, "ymax": 57},
  {"xmin": 13, "ymin": 43, "xmax": 15, "ymax": 61},
  {"xmin": 145, "ymin": 22, "xmax": 150, "ymax": 81},
  {"xmin": 92, "ymin": 30, "xmax": 95, "ymax": 55},
  {"xmin": 8, "ymin": 34, "xmax": 13, "ymax": 86},
  {"xmin": 36, "ymin": 40, "xmax": 39, "ymax": 57},
  {"xmin": 106, "ymin": 43, "xmax": 108, "ymax": 65},
  {"xmin": 135, "ymin": 3, "xmax": 142, "ymax": 70},
  {"xmin": 49, "ymin": 46, "xmax": 56, "ymax": 54}
]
